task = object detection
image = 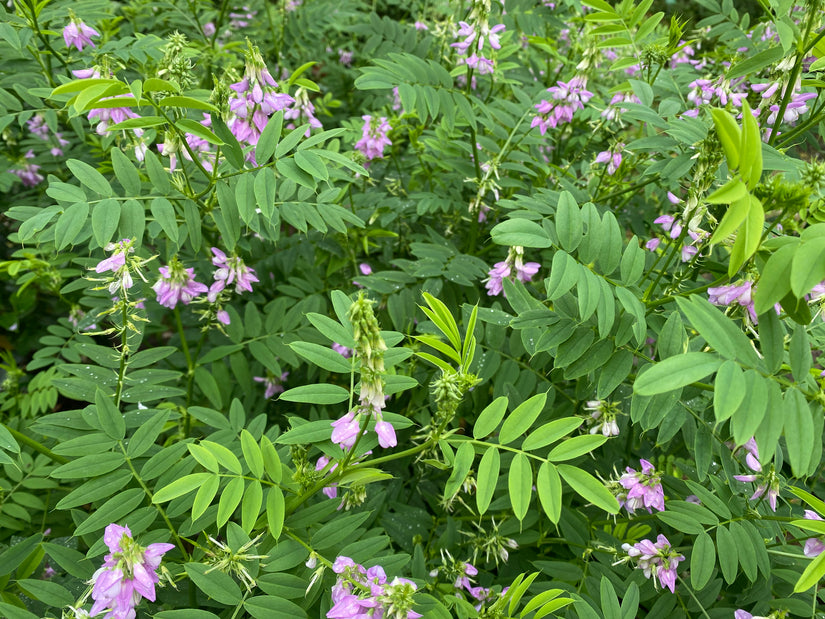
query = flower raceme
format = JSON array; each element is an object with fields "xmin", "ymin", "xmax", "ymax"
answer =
[
  {"xmin": 484, "ymin": 246, "xmax": 540, "ymax": 297},
  {"xmin": 355, "ymin": 115, "xmax": 392, "ymax": 161},
  {"xmin": 152, "ymin": 258, "xmax": 208, "ymax": 309},
  {"xmin": 622, "ymin": 534, "xmax": 684, "ymax": 593},
  {"xmin": 617, "ymin": 459, "xmax": 665, "ymax": 514},
  {"xmin": 328, "ymin": 556, "xmax": 421, "ymax": 619},
  {"xmin": 63, "ymin": 17, "xmax": 100, "ymax": 51},
  {"xmin": 531, "ymin": 76, "xmax": 593, "ymax": 135},
  {"xmin": 330, "ymin": 294, "xmax": 395, "ymax": 450},
  {"xmin": 90, "ymin": 524, "xmax": 174, "ymax": 619},
  {"xmin": 207, "ymin": 247, "xmax": 259, "ymax": 302},
  {"xmin": 228, "ymin": 44, "xmax": 294, "ymax": 151}
]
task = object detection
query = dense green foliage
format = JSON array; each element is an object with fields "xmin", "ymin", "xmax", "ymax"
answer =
[{"xmin": 3, "ymin": 0, "xmax": 825, "ymax": 618}]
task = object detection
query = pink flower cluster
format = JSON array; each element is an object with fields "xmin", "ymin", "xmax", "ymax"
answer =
[
  {"xmin": 331, "ymin": 381, "xmax": 395, "ymax": 450},
  {"xmin": 315, "ymin": 454, "xmax": 339, "ymax": 499},
  {"xmin": 152, "ymin": 261, "xmax": 208, "ymax": 309},
  {"xmin": 484, "ymin": 247, "xmax": 540, "ymax": 296},
  {"xmin": 618, "ymin": 458, "xmax": 665, "ymax": 514},
  {"xmin": 96, "ymin": 239, "xmax": 136, "ymax": 294},
  {"xmin": 228, "ymin": 47, "xmax": 294, "ymax": 150},
  {"xmin": 451, "ymin": 19, "xmax": 504, "ymax": 75},
  {"xmin": 685, "ymin": 77, "xmax": 747, "ymax": 117},
  {"xmin": 355, "ymin": 115, "xmax": 392, "ymax": 161},
  {"xmin": 531, "ymin": 76, "xmax": 593, "ymax": 135},
  {"xmin": 601, "ymin": 92, "xmax": 640, "ymax": 122},
  {"xmin": 90, "ymin": 523, "xmax": 174, "ymax": 619},
  {"xmin": 594, "ymin": 143, "xmax": 624, "ymax": 175},
  {"xmin": 645, "ymin": 207, "xmax": 703, "ymax": 262},
  {"xmin": 63, "ymin": 18, "xmax": 100, "ymax": 51},
  {"xmin": 622, "ymin": 534, "xmax": 684, "ymax": 593},
  {"xmin": 328, "ymin": 557, "xmax": 421, "ymax": 619},
  {"xmin": 27, "ymin": 114, "xmax": 70, "ymax": 156},
  {"xmin": 253, "ymin": 371, "xmax": 289, "ymax": 399},
  {"xmin": 207, "ymin": 247, "xmax": 259, "ymax": 302},
  {"xmin": 10, "ymin": 150, "xmax": 44, "ymax": 187},
  {"xmin": 708, "ymin": 281, "xmax": 758, "ymax": 323}
]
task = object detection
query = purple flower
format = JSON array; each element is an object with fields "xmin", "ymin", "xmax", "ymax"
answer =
[
  {"xmin": 375, "ymin": 419, "xmax": 397, "ymax": 448},
  {"xmin": 803, "ymin": 510, "xmax": 825, "ymax": 558},
  {"xmin": 622, "ymin": 534, "xmax": 684, "ymax": 593},
  {"xmin": 216, "ymin": 310, "xmax": 231, "ymax": 325},
  {"xmin": 90, "ymin": 523, "xmax": 174, "ymax": 619},
  {"xmin": 253, "ymin": 372, "xmax": 289, "ymax": 398},
  {"xmin": 618, "ymin": 459, "xmax": 665, "ymax": 514},
  {"xmin": 414, "ymin": 21, "xmax": 428, "ymax": 30},
  {"xmin": 152, "ymin": 261, "xmax": 208, "ymax": 309},
  {"xmin": 10, "ymin": 150, "xmax": 44, "ymax": 187},
  {"xmin": 484, "ymin": 261, "xmax": 510, "ymax": 296},
  {"xmin": 208, "ymin": 247, "xmax": 259, "ymax": 301},
  {"xmin": 228, "ymin": 45, "xmax": 294, "ymax": 149},
  {"xmin": 95, "ymin": 239, "xmax": 135, "ymax": 295},
  {"xmin": 532, "ymin": 77, "xmax": 592, "ymax": 134},
  {"xmin": 316, "ymin": 455, "xmax": 339, "ymax": 499},
  {"xmin": 27, "ymin": 114, "xmax": 50, "ymax": 140},
  {"xmin": 355, "ymin": 115, "xmax": 392, "ymax": 161},
  {"xmin": 327, "ymin": 557, "xmax": 420, "ymax": 619},
  {"xmin": 484, "ymin": 247, "xmax": 540, "ymax": 296},
  {"xmin": 332, "ymin": 343, "xmax": 354, "ymax": 358},
  {"xmin": 708, "ymin": 281, "xmax": 760, "ymax": 323},
  {"xmin": 63, "ymin": 18, "xmax": 100, "ymax": 51},
  {"xmin": 735, "ymin": 474, "xmax": 780, "ymax": 511},
  {"xmin": 331, "ymin": 411, "xmax": 361, "ymax": 450},
  {"xmin": 594, "ymin": 143, "xmax": 624, "ymax": 175},
  {"xmin": 338, "ymin": 49, "xmax": 354, "ymax": 66}
]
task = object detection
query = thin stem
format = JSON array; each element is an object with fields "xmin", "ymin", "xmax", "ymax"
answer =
[
  {"xmin": 114, "ymin": 302, "xmax": 130, "ymax": 407},
  {"xmin": 119, "ymin": 442, "xmax": 190, "ymax": 560},
  {"xmin": 676, "ymin": 575, "xmax": 712, "ymax": 619},
  {"xmin": 3, "ymin": 425, "xmax": 68, "ymax": 464}
]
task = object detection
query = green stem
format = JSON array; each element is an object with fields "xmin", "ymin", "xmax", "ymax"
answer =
[
  {"xmin": 119, "ymin": 442, "xmax": 190, "ymax": 560},
  {"xmin": 114, "ymin": 302, "xmax": 130, "ymax": 407},
  {"xmin": 676, "ymin": 575, "xmax": 712, "ymax": 619},
  {"xmin": 3, "ymin": 425, "xmax": 68, "ymax": 464}
]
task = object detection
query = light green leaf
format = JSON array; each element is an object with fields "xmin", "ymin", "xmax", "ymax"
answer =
[
  {"xmin": 240, "ymin": 429, "xmax": 264, "ymax": 478},
  {"xmin": 266, "ymin": 487, "xmax": 285, "ymax": 539},
  {"xmin": 153, "ymin": 473, "xmax": 213, "ymax": 503},
  {"xmin": 279, "ymin": 384, "xmax": 350, "ymax": 404},
  {"xmin": 499, "ymin": 393, "xmax": 546, "ymax": 445},
  {"xmin": 713, "ymin": 360, "xmax": 745, "ymax": 422},
  {"xmin": 547, "ymin": 434, "xmax": 608, "ymax": 462},
  {"xmin": 241, "ymin": 479, "xmax": 263, "ymax": 533},
  {"xmin": 444, "ymin": 441, "xmax": 475, "ymax": 499},
  {"xmin": 557, "ymin": 464, "xmax": 619, "ymax": 513},
  {"xmin": 536, "ymin": 461, "xmax": 562, "ymax": 524},
  {"xmin": 474, "ymin": 397, "xmax": 508, "ymax": 439},
  {"xmin": 217, "ymin": 477, "xmax": 245, "ymax": 527},
  {"xmin": 192, "ymin": 474, "xmax": 219, "ymax": 521},
  {"xmin": 289, "ymin": 341, "xmax": 353, "ymax": 373},
  {"xmin": 508, "ymin": 453, "xmax": 532, "ymax": 521},
  {"xmin": 95, "ymin": 388, "xmax": 125, "ymax": 440},
  {"xmin": 522, "ymin": 418, "xmax": 583, "ymax": 451},
  {"xmin": 490, "ymin": 218, "xmax": 552, "ymax": 248},
  {"xmin": 690, "ymin": 532, "xmax": 716, "ymax": 590},
  {"xmin": 476, "ymin": 447, "xmax": 499, "ymax": 515},
  {"xmin": 185, "ymin": 562, "xmax": 243, "ymax": 604},
  {"xmin": 67, "ymin": 159, "xmax": 113, "ymax": 196},
  {"xmin": 634, "ymin": 353, "xmax": 722, "ymax": 396}
]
